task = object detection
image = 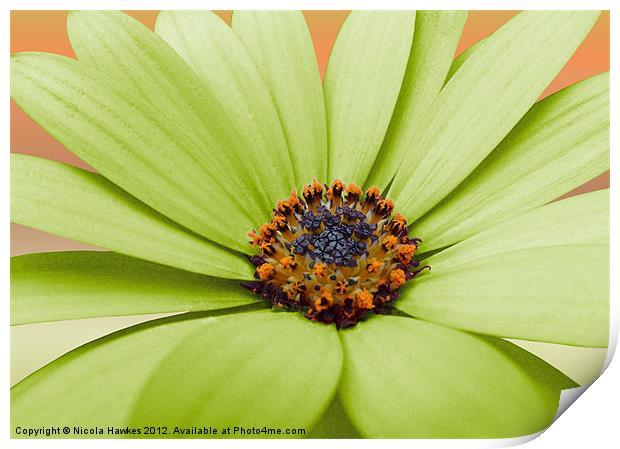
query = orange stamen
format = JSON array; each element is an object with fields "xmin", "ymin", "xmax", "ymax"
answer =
[
  {"xmin": 366, "ymin": 186, "xmax": 380, "ymax": 201},
  {"xmin": 397, "ymin": 244, "xmax": 416, "ymax": 264},
  {"xmin": 280, "ymin": 256, "xmax": 297, "ymax": 271},
  {"xmin": 366, "ymin": 258, "xmax": 384, "ymax": 273},
  {"xmin": 345, "ymin": 182, "xmax": 362, "ymax": 199},
  {"xmin": 272, "ymin": 214, "xmax": 287, "ymax": 230},
  {"xmin": 259, "ymin": 241, "xmax": 275, "ymax": 256},
  {"xmin": 327, "ymin": 180, "xmax": 344, "ymax": 201},
  {"xmin": 248, "ymin": 229, "xmax": 260, "ymax": 246},
  {"xmin": 259, "ymin": 223, "xmax": 277, "ymax": 240},
  {"xmin": 313, "ymin": 262, "xmax": 328, "ymax": 279},
  {"xmin": 314, "ymin": 287, "xmax": 333, "ymax": 312},
  {"xmin": 388, "ymin": 212, "xmax": 407, "ymax": 234},
  {"xmin": 381, "ymin": 235, "xmax": 398, "ymax": 250},
  {"xmin": 376, "ymin": 198, "xmax": 394, "ymax": 216},
  {"xmin": 356, "ymin": 289, "xmax": 374, "ymax": 309},
  {"xmin": 389, "ymin": 269, "xmax": 406, "ymax": 288},
  {"xmin": 257, "ymin": 263, "xmax": 275, "ymax": 281}
]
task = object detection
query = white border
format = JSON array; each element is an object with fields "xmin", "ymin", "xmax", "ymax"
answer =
[
  {"xmin": 0, "ymin": 1, "xmax": 617, "ymax": 10},
  {"xmin": 3, "ymin": 1, "xmax": 617, "ymax": 448}
]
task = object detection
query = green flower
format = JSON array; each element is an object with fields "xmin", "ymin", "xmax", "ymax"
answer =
[{"xmin": 10, "ymin": 10, "xmax": 609, "ymax": 439}]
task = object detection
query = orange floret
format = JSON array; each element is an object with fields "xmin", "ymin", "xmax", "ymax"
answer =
[
  {"xmin": 327, "ymin": 179, "xmax": 344, "ymax": 200},
  {"xmin": 248, "ymin": 229, "xmax": 260, "ymax": 246},
  {"xmin": 397, "ymin": 244, "xmax": 416, "ymax": 264},
  {"xmin": 376, "ymin": 198, "xmax": 394, "ymax": 216},
  {"xmin": 259, "ymin": 223, "xmax": 277, "ymax": 240},
  {"xmin": 388, "ymin": 212, "xmax": 407, "ymax": 234},
  {"xmin": 275, "ymin": 199, "xmax": 292, "ymax": 216},
  {"xmin": 288, "ymin": 191, "xmax": 302, "ymax": 211},
  {"xmin": 389, "ymin": 269, "xmax": 406, "ymax": 288},
  {"xmin": 257, "ymin": 263, "xmax": 275, "ymax": 281},
  {"xmin": 313, "ymin": 262, "xmax": 328, "ymax": 279},
  {"xmin": 356, "ymin": 289, "xmax": 375, "ymax": 310},
  {"xmin": 280, "ymin": 256, "xmax": 297, "ymax": 271},
  {"xmin": 366, "ymin": 258, "xmax": 384, "ymax": 273},
  {"xmin": 259, "ymin": 241, "xmax": 275, "ymax": 256},
  {"xmin": 272, "ymin": 214, "xmax": 287, "ymax": 230},
  {"xmin": 314, "ymin": 287, "xmax": 334, "ymax": 312},
  {"xmin": 366, "ymin": 186, "xmax": 380, "ymax": 201},
  {"xmin": 381, "ymin": 235, "xmax": 398, "ymax": 250},
  {"xmin": 345, "ymin": 182, "xmax": 362, "ymax": 199}
]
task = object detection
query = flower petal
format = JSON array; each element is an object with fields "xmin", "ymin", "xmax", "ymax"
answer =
[
  {"xmin": 324, "ymin": 11, "xmax": 415, "ymax": 185},
  {"xmin": 11, "ymin": 52, "xmax": 258, "ymax": 252},
  {"xmin": 415, "ymin": 72, "xmax": 609, "ymax": 251},
  {"xmin": 399, "ymin": 190, "xmax": 609, "ymax": 347},
  {"xmin": 366, "ymin": 11, "xmax": 467, "ymax": 189},
  {"xmin": 421, "ymin": 189, "xmax": 609, "ymax": 268},
  {"xmin": 11, "ymin": 251, "xmax": 258, "ymax": 325},
  {"xmin": 445, "ymin": 37, "xmax": 487, "ymax": 83},
  {"xmin": 232, "ymin": 11, "xmax": 327, "ymax": 184},
  {"xmin": 389, "ymin": 11, "xmax": 600, "ymax": 221},
  {"xmin": 68, "ymin": 11, "xmax": 295, "ymax": 212},
  {"xmin": 12, "ymin": 310, "xmax": 342, "ymax": 434},
  {"xmin": 128, "ymin": 311, "xmax": 341, "ymax": 432},
  {"xmin": 306, "ymin": 394, "xmax": 361, "ymax": 438},
  {"xmin": 9, "ymin": 310, "xmax": 263, "ymax": 432},
  {"xmin": 340, "ymin": 315, "xmax": 575, "ymax": 438},
  {"xmin": 11, "ymin": 154, "xmax": 253, "ymax": 280}
]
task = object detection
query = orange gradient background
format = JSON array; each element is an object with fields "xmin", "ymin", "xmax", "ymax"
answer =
[
  {"xmin": 10, "ymin": 11, "xmax": 611, "ymax": 388},
  {"xmin": 10, "ymin": 10, "xmax": 610, "ymax": 256}
]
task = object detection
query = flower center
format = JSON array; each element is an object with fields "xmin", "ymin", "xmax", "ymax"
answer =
[{"xmin": 242, "ymin": 180, "xmax": 429, "ymax": 328}]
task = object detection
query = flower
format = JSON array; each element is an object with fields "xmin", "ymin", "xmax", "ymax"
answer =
[{"xmin": 10, "ymin": 10, "xmax": 609, "ymax": 439}]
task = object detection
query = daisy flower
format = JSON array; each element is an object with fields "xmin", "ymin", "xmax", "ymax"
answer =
[{"xmin": 10, "ymin": 10, "xmax": 609, "ymax": 438}]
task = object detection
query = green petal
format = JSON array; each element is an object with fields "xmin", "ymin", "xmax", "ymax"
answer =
[
  {"xmin": 68, "ymin": 11, "xmax": 295, "ymax": 213},
  {"xmin": 12, "ymin": 315, "xmax": 194, "ymax": 434},
  {"xmin": 445, "ymin": 37, "xmax": 486, "ymax": 82},
  {"xmin": 12, "ymin": 311, "xmax": 341, "ymax": 435},
  {"xmin": 151, "ymin": 11, "xmax": 299, "ymax": 191},
  {"xmin": 325, "ymin": 11, "xmax": 415, "ymax": 185},
  {"xmin": 306, "ymin": 394, "xmax": 361, "ymax": 438},
  {"xmin": 399, "ymin": 190, "xmax": 609, "ymax": 347},
  {"xmin": 232, "ymin": 11, "xmax": 327, "ymax": 184},
  {"xmin": 10, "ymin": 310, "xmax": 270, "ymax": 434},
  {"xmin": 390, "ymin": 11, "xmax": 600, "ymax": 221},
  {"xmin": 11, "ymin": 154, "xmax": 253, "ymax": 280},
  {"xmin": 11, "ymin": 251, "xmax": 258, "ymax": 325},
  {"xmin": 128, "ymin": 311, "xmax": 341, "ymax": 433},
  {"xmin": 366, "ymin": 11, "xmax": 467, "ymax": 190},
  {"xmin": 422, "ymin": 189, "xmax": 609, "ymax": 268},
  {"xmin": 340, "ymin": 315, "xmax": 573, "ymax": 438},
  {"xmin": 11, "ymin": 52, "xmax": 257, "ymax": 252},
  {"xmin": 415, "ymin": 72, "xmax": 609, "ymax": 251}
]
